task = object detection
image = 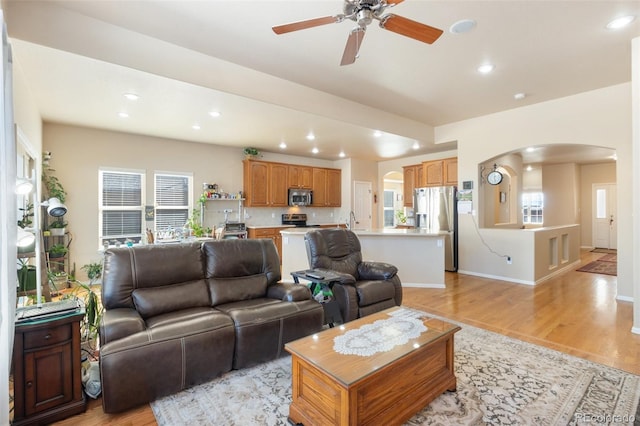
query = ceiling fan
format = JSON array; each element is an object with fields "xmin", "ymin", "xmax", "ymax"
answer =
[{"xmin": 272, "ymin": 0, "xmax": 443, "ymax": 66}]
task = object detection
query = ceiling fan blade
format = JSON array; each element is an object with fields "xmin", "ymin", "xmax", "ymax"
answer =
[
  {"xmin": 340, "ymin": 27, "xmax": 366, "ymax": 66},
  {"xmin": 272, "ymin": 15, "xmax": 341, "ymax": 35},
  {"xmin": 379, "ymin": 14, "xmax": 443, "ymax": 44}
]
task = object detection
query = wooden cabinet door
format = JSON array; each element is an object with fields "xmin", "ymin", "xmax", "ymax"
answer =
[
  {"xmin": 248, "ymin": 228, "xmax": 283, "ymax": 261},
  {"xmin": 415, "ymin": 164, "xmax": 425, "ymax": 188},
  {"xmin": 24, "ymin": 343, "xmax": 73, "ymax": 415},
  {"xmin": 244, "ymin": 161, "xmax": 269, "ymax": 207},
  {"xmin": 444, "ymin": 157, "xmax": 458, "ymax": 186},
  {"xmin": 288, "ymin": 165, "xmax": 313, "ymax": 189},
  {"xmin": 403, "ymin": 166, "xmax": 416, "ymax": 207},
  {"xmin": 326, "ymin": 169, "xmax": 341, "ymax": 206},
  {"xmin": 269, "ymin": 163, "xmax": 289, "ymax": 206},
  {"xmin": 312, "ymin": 168, "xmax": 327, "ymax": 206},
  {"xmin": 424, "ymin": 160, "xmax": 444, "ymax": 186}
]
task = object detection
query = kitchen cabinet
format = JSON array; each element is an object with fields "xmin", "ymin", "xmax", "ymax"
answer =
[
  {"xmin": 311, "ymin": 167, "xmax": 341, "ymax": 207},
  {"xmin": 288, "ymin": 165, "xmax": 313, "ymax": 189},
  {"xmin": 443, "ymin": 157, "xmax": 458, "ymax": 186},
  {"xmin": 422, "ymin": 157, "xmax": 458, "ymax": 187},
  {"xmin": 243, "ymin": 160, "xmax": 289, "ymax": 207},
  {"xmin": 248, "ymin": 227, "xmax": 287, "ymax": 261},
  {"xmin": 424, "ymin": 160, "xmax": 444, "ymax": 186},
  {"xmin": 403, "ymin": 164, "xmax": 424, "ymax": 207},
  {"xmin": 12, "ymin": 311, "xmax": 86, "ymax": 425}
]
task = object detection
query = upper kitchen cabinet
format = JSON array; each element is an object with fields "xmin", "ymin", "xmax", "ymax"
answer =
[
  {"xmin": 403, "ymin": 164, "xmax": 424, "ymax": 207},
  {"xmin": 243, "ymin": 160, "xmax": 289, "ymax": 207},
  {"xmin": 423, "ymin": 157, "xmax": 458, "ymax": 187},
  {"xmin": 312, "ymin": 167, "xmax": 341, "ymax": 207},
  {"xmin": 288, "ymin": 165, "xmax": 313, "ymax": 189},
  {"xmin": 443, "ymin": 157, "xmax": 458, "ymax": 186}
]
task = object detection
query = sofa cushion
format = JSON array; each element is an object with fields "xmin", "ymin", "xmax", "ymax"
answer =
[
  {"xmin": 132, "ymin": 280, "xmax": 210, "ymax": 319},
  {"xmin": 207, "ymin": 275, "xmax": 268, "ymax": 306},
  {"xmin": 202, "ymin": 239, "xmax": 280, "ymax": 284},
  {"xmin": 102, "ymin": 242, "xmax": 204, "ymax": 310}
]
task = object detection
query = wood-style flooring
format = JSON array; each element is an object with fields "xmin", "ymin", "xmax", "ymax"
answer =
[{"xmin": 52, "ymin": 249, "xmax": 640, "ymax": 425}]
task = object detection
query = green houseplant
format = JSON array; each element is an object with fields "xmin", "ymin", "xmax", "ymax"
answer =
[
  {"xmin": 48, "ymin": 243, "xmax": 68, "ymax": 259},
  {"xmin": 49, "ymin": 218, "xmax": 67, "ymax": 236},
  {"xmin": 243, "ymin": 147, "xmax": 260, "ymax": 159},
  {"xmin": 42, "ymin": 151, "xmax": 67, "ymax": 203}
]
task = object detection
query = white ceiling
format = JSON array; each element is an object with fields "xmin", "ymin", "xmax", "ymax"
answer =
[{"xmin": 3, "ymin": 0, "xmax": 639, "ymax": 163}]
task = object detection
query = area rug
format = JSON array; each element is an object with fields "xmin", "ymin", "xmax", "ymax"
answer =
[
  {"xmin": 598, "ymin": 253, "xmax": 617, "ymax": 263},
  {"xmin": 150, "ymin": 321, "xmax": 640, "ymax": 425},
  {"xmin": 591, "ymin": 248, "xmax": 617, "ymax": 254},
  {"xmin": 576, "ymin": 259, "xmax": 617, "ymax": 276}
]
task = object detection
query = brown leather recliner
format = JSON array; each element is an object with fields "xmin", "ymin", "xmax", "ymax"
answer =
[
  {"xmin": 304, "ymin": 228, "xmax": 402, "ymax": 323},
  {"xmin": 99, "ymin": 238, "xmax": 323, "ymax": 413}
]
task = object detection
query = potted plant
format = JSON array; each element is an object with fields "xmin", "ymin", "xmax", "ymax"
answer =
[
  {"xmin": 17, "ymin": 259, "xmax": 37, "ymax": 293},
  {"xmin": 243, "ymin": 147, "xmax": 260, "ymax": 159},
  {"xmin": 42, "ymin": 151, "xmax": 67, "ymax": 202},
  {"xmin": 48, "ymin": 243, "xmax": 68, "ymax": 259},
  {"xmin": 81, "ymin": 261, "xmax": 102, "ymax": 284},
  {"xmin": 49, "ymin": 219, "xmax": 67, "ymax": 236}
]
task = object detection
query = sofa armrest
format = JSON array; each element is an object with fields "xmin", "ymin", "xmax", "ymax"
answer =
[
  {"xmin": 100, "ymin": 308, "xmax": 146, "ymax": 345},
  {"xmin": 315, "ymin": 269, "xmax": 357, "ymax": 285},
  {"xmin": 358, "ymin": 261, "xmax": 398, "ymax": 280},
  {"xmin": 267, "ymin": 282, "xmax": 312, "ymax": 302}
]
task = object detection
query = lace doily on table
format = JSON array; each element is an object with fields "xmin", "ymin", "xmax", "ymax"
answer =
[{"xmin": 333, "ymin": 316, "xmax": 427, "ymax": 357}]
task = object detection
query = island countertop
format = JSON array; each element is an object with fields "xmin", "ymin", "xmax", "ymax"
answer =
[
  {"xmin": 280, "ymin": 227, "xmax": 443, "ymax": 237},
  {"xmin": 280, "ymin": 227, "xmax": 446, "ymax": 288}
]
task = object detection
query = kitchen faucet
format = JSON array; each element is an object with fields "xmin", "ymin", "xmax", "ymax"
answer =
[{"xmin": 349, "ymin": 211, "xmax": 356, "ymax": 230}]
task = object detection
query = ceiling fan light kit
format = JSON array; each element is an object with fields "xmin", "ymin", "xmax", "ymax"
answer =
[{"xmin": 272, "ymin": 0, "xmax": 443, "ymax": 65}]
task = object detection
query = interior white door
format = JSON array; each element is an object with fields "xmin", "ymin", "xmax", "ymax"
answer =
[
  {"xmin": 353, "ymin": 181, "xmax": 372, "ymax": 230},
  {"xmin": 592, "ymin": 183, "xmax": 617, "ymax": 249}
]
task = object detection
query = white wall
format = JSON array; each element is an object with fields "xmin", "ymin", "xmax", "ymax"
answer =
[{"xmin": 435, "ymin": 83, "xmax": 633, "ymax": 299}]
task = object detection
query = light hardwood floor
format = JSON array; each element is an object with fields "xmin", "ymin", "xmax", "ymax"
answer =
[{"xmin": 52, "ymin": 249, "xmax": 640, "ymax": 425}]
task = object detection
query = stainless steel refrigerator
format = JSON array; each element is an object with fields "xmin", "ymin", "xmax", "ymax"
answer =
[{"xmin": 414, "ymin": 186, "xmax": 458, "ymax": 271}]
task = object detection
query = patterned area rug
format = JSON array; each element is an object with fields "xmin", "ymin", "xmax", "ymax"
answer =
[
  {"xmin": 151, "ymin": 322, "xmax": 640, "ymax": 425},
  {"xmin": 576, "ymin": 258, "xmax": 617, "ymax": 276}
]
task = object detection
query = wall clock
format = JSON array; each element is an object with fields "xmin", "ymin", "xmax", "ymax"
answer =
[{"xmin": 487, "ymin": 170, "xmax": 503, "ymax": 185}]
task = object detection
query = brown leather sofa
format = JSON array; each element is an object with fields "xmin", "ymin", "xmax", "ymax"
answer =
[
  {"xmin": 99, "ymin": 238, "xmax": 323, "ymax": 413},
  {"xmin": 304, "ymin": 228, "xmax": 402, "ymax": 323}
]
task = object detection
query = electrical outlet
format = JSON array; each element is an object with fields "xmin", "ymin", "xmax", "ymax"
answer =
[
  {"xmin": 506, "ymin": 256, "xmax": 512, "ymax": 264},
  {"xmin": 271, "ymin": 212, "xmax": 275, "ymax": 218}
]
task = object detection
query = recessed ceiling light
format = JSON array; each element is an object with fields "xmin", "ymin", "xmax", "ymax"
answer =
[
  {"xmin": 209, "ymin": 111, "xmax": 221, "ymax": 118},
  {"xmin": 449, "ymin": 19, "xmax": 476, "ymax": 34},
  {"xmin": 373, "ymin": 130, "xmax": 382, "ymax": 137},
  {"xmin": 311, "ymin": 147, "xmax": 319, "ymax": 154},
  {"xmin": 412, "ymin": 142, "xmax": 420, "ymax": 150},
  {"xmin": 123, "ymin": 93, "xmax": 139, "ymax": 101},
  {"xmin": 526, "ymin": 147, "xmax": 535, "ymax": 153},
  {"xmin": 279, "ymin": 142, "xmax": 287, "ymax": 149},
  {"xmin": 477, "ymin": 64, "xmax": 495, "ymax": 74},
  {"xmin": 192, "ymin": 124, "xmax": 201, "ymax": 130},
  {"xmin": 306, "ymin": 132, "xmax": 315, "ymax": 141},
  {"xmin": 339, "ymin": 151, "xmax": 346, "ymax": 158},
  {"xmin": 514, "ymin": 93, "xmax": 526, "ymax": 100},
  {"xmin": 606, "ymin": 15, "xmax": 635, "ymax": 30},
  {"xmin": 118, "ymin": 112, "xmax": 129, "ymax": 118},
  {"xmin": 526, "ymin": 165, "xmax": 532, "ymax": 172}
]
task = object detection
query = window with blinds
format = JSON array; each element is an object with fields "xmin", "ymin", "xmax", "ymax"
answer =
[
  {"xmin": 155, "ymin": 173, "xmax": 191, "ymax": 233},
  {"xmin": 99, "ymin": 170, "xmax": 144, "ymax": 247}
]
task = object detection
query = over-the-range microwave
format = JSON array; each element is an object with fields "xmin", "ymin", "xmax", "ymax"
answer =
[{"xmin": 288, "ymin": 189, "xmax": 312, "ymax": 206}]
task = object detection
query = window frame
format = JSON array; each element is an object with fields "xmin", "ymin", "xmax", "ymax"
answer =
[
  {"xmin": 522, "ymin": 191, "xmax": 544, "ymax": 225},
  {"xmin": 154, "ymin": 171, "xmax": 193, "ymax": 235},
  {"xmin": 98, "ymin": 168, "xmax": 145, "ymax": 249}
]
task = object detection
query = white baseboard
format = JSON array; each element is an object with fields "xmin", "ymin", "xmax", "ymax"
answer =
[
  {"xmin": 402, "ymin": 283, "xmax": 446, "ymax": 289},
  {"xmin": 457, "ymin": 270, "xmax": 534, "ymax": 286}
]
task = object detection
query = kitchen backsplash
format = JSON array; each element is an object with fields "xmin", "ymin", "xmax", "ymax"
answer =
[{"xmin": 202, "ymin": 205, "xmax": 348, "ymax": 229}]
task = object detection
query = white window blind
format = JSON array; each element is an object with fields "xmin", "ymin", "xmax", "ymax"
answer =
[
  {"xmin": 99, "ymin": 170, "xmax": 144, "ymax": 246},
  {"xmin": 155, "ymin": 173, "xmax": 191, "ymax": 233}
]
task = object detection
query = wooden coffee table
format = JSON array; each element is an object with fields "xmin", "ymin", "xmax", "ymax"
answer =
[{"xmin": 285, "ymin": 307, "xmax": 460, "ymax": 426}]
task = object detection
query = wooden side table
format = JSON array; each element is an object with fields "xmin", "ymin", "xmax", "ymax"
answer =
[{"xmin": 12, "ymin": 311, "xmax": 86, "ymax": 425}]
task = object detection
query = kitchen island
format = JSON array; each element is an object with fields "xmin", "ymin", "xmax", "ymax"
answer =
[{"xmin": 280, "ymin": 228, "xmax": 445, "ymax": 288}]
